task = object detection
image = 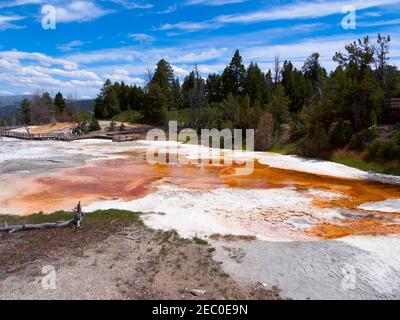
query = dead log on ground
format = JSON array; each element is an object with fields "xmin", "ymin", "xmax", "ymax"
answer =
[{"xmin": 0, "ymin": 202, "xmax": 85, "ymax": 234}]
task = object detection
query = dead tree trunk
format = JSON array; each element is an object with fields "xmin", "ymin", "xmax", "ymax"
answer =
[{"xmin": 0, "ymin": 202, "xmax": 85, "ymax": 234}]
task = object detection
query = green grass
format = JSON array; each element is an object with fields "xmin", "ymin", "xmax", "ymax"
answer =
[
  {"xmin": 268, "ymin": 142, "xmax": 400, "ymax": 176},
  {"xmin": 193, "ymin": 236, "xmax": 208, "ymax": 245},
  {"xmin": 268, "ymin": 142, "xmax": 297, "ymax": 155},
  {"xmin": 112, "ymin": 110, "xmax": 142, "ymax": 124},
  {"xmin": 208, "ymin": 247, "xmax": 216, "ymax": 253},
  {"xmin": 331, "ymin": 154, "xmax": 400, "ymax": 176},
  {"xmin": 0, "ymin": 209, "xmax": 141, "ymax": 226}
]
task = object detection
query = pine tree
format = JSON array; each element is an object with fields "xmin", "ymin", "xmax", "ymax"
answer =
[
  {"xmin": 281, "ymin": 61, "xmax": 306, "ymax": 113},
  {"xmin": 151, "ymin": 59, "xmax": 175, "ymax": 110},
  {"xmin": 182, "ymin": 71, "xmax": 196, "ymax": 109},
  {"xmin": 182, "ymin": 67, "xmax": 207, "ymax": 112},
  {"xmin": 333, "ymin": 36, "xmax": 383, "ymax": 131},
  {"xmin": 144, "ymin": 82, "xmax": 168, "ymax": 125},
  {"xmin": 263, "ymin": 70, "xmax": 274, "ymax": 105},
  {"xmin": 95, "ymin": 80, "xmax": 111, "ymax": 119},
  {"xmin": 268, "ymin": 84, "xmax": 290, "ymax": 136},
  {"xmin": 245, "ymin": 63, "xmax": 266, "ymax": 105},
  {"xmin": 94, "ymin": 79, "xmax": 120, "ymax": 118},
  {"xmin": 206, "ymin": 73, "xmax": 223, "ymax": 103},
  {"xmin": 117, "ymin": 81, "xmax": 131, "ymax": 112},
  {"xmin": 42, "ymin": 92, "xmax": 54, "ymax": 119},
  {"xmin": 106, "ymin": 87, "xmax": 121, "ymax": 117},
  {"xmin": 172, "ymin": 78, "xmax": 183, "ymax": 110},
  {"xmin": 302, "ymin": 53, "xmax": 327, "ymax": 103},
  {"xmin": 220, "ymin": 93, "xmax": 240, "ymax": 126},
  {"xmin": 222, "ymin": 50, "xmax": 246, "ymax": 96},
  {"xmin": 17, "ymin": 98, "xmax": 31, "ymax": 125},
  {"xmin": 129, "ymin": 85, "xmax": 145, "ymax": 111},
  {"xmin": 54, "ymin": 92, "xmax": 66, "ymax": 117}
]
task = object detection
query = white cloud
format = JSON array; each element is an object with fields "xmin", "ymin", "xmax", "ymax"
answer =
[
  {"xmin": 66, "ymin": 47, "xmax": 143, "ymax": 64},
  {"xmin": 0, "ymin": 49, "xmax": 105, "ymax": 97},
  {"xmin": 171, "ymin": 65, "xmax": 190, "ymax": 77},
  {"xmin": 358, "ymin": 18, "xmax": 400, "ymax": 27},
  {"xmin": 172, "ymin": 48, "xmax": 229, "ymax": 64},
  {"xmin": 157, "ymin": 5, "xmax": 178, "ymax": 14},
  {"xmin": 57, "ymin": 40, "xmax": 88, "ymax": 52},
  {"xmin": 104, "ymin": 68, "xmax": 144, "ymax": 84},
  {"xmin": 129, "ymin": 33, "xmax": 155, "ymax": 44},
  {"xmin": 186, "ymin": 0, "xmax": 246, "ymax": 6},
  {"xmin": 0, "ymin": 14, "xmax": 25, "ymax": 30},
  {"xmin": 216, "ymin": 0, "xmax": 400, "ymax": 24},
  {"xmin": 161, "ymin": 0, "xmax": 400, "ymax": 33},
  {"xmin": 55, "ymin": 1, "xmax": 112, "ymax": 23},
  {"xmin": 108, "ymin": 0, "xmax": 153, "ymax": 9},
  {"xmin": 0, "ymin": 50, "xmax": 79, "ymax": 70},
  {"xmin": 0, "ymin": 0, "xmax": 42, "ymax": 9},
  {"xmin": 157, "ymin": 21, "xmax": 222, "ymax": 32}
]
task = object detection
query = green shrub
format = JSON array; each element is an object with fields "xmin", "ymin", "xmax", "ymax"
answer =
[
  {"xmin": 112, "ymin": 110, "xmax": 142, "ymax": 124},
  {"xmin": 89, "ymin": 116, "xmax": 101, "ymax": 132},
  {"xmin": 107, "ymin": 120, "xmax": 117, "ymax": 132},
  {"xmin": 331, "ymin": 122, "xmax": 353, "ymax": 147},
  {"xmin": 193, "ymin": 236, "xmax": 208, "ymax": 245},
  {"xmin": 349, "ymin": 134, "xmax": 364, "ymax": 150},
  {"xmin": 74, "ymin": 110, "xmax": 92, "ymax": 122},
  {"xmin": 392, "ymin": 130, "xmax": 400, "ymax": 145},
  {"xmin": 367, "ymin": 140, "xmax": 400, "ymax": 161}
]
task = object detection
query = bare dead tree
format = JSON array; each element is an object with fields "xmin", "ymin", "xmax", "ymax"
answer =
[
  {"xmin": 375, "ymin": 33, "xmax": 391, "ymax": 82},
  {"xmin": 255, "ymin": 112, "xmax": 274, "ymax": 151},
  {"xmin": 0, "ymin": 202, "xmax": 85, "ymax": 234},
  {"xmin": 274, "ymin": 53, "xmax": 281, "ymax": 85},
  {"xmin": 30, "ymin": 91, "xmax": 53, "ymax": 124}
]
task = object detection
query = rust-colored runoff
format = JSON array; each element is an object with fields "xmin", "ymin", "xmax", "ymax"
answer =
[{"xmin": 2, "ymin": 155, "xmax": 400, "ymax": 239}]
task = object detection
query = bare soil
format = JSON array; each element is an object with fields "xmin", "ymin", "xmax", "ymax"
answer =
[{"xmin": 0, "ymin": 210, "xmax": 280, "ymax": 300}]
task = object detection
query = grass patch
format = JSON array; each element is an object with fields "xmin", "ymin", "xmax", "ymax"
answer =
[
  {"xmin": 0, "ymin": 209, "xmax": 141, "ymax": 227},
  {"xmin": 268, "ymin": 142, "xmax": 400, "ymax": 176},
  {"xmin": 268, "ymin": 142, "xmax": 297, "ymax": 155},
  {"xmin": 208, "ymin": 247, "xmax": 216, "ymax": 254},
  {"xmin": 331, "ymin": 154, "xmax": 400, "ymax": 176},
  {"xmin": 112, "ymin": 110, "xmax": 142, "ymax": 124},
  {"xmin": 193, "ymin": 236, "xmax": 208, "ymax": 246}
]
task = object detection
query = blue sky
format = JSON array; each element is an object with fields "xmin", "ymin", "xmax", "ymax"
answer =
[{"xmin": 0, "ymin": 0, "xmax": 400, "ymax": 98}]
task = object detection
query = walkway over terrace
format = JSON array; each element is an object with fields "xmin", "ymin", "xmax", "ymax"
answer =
[{"xmin": 0, "ymin": 125, "xmax": 161, "ymax": 142}]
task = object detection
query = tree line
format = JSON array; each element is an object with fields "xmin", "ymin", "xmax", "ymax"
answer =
[
  {"xmin": 93, "ymin": 34, "xmax": 400, "ymax": 159},
  {"xmin": 9, "ymin": 91, "xmax": 101, "ymax": 134},
  {"xmin": 8, "ymin": 34, "xmax": 399, "ymax": 164},
  {"xmin": 14, "ymin": 91, "xmax": 85, "ymax": 125}
]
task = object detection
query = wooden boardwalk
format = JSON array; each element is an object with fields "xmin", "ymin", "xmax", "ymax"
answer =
[
  {"xmin": 0, "ymin": 125, "xmax": 167, "ymax": 142},
  {"xmin": 0, "ymin": 129, "xmax": 69, "ymax": 141}
]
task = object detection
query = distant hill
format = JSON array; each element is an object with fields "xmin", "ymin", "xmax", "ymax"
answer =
[
  {"xmin": 0, "ymin": 95, "xmax": 94, "ymax": 117},
  {"xmin": 0, "ymin": 95, "xmax": 31, "ymax": 117}
]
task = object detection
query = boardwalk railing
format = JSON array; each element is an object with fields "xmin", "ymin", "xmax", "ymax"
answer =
[{"xmin": 0, "ymin": 129, "xmax": 69, "ymax": 141}]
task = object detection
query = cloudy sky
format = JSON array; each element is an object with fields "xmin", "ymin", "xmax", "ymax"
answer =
[{"xmin": 0, "ymin": 0, "xmax": 399, "ymax": 98}]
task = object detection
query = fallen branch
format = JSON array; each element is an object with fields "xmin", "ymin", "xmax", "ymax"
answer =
[{"xmin": 0, "ymin": 202, "xmax": 85, "ymax": 234}]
